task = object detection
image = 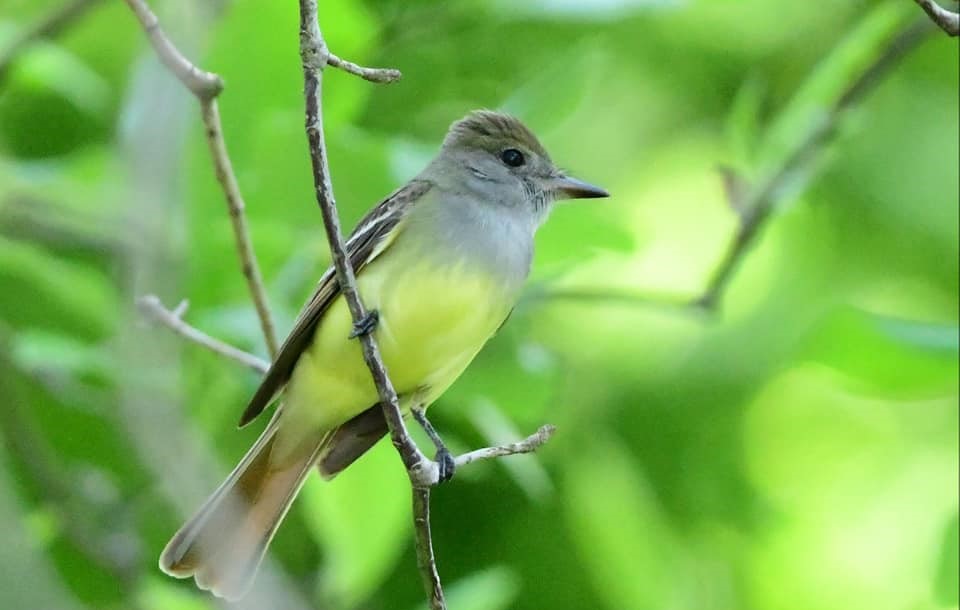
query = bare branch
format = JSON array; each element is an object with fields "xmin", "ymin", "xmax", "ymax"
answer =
[
  {"xmin": 136, "ymin": 295, "xmax": 270, "ymax": 375},
  {"xmin": 914, "ymin": 0, "xmax": 959, "ymax": 36},
  {"xmin": 327, "ymin": 52, "xmax": 402, "ymax": 83},
  {"xmin": 455, "ymin": 425, "xmax": 557, "ymax": 468},
  {"xmin": 199, "ymin": 99, "xmax": 280, "ymax": 357},
  {"xmin": 697, "ymin": 20, "xmax": 933, "ymax": 310},
  {"xmin": 297, "ymin": 3, "xmax": 427, "ymax": 472},
  {"xmin": 296, "ymin": 2, "xmax": 448, "ymax": 607},
  {"xmin": 123, "ymin": 0, "xmax": 279, "ymax": 358},
  {"xmin": 121, "ymin": 0, "xmax": 222, "ymax": 100},
  {"xmin": 0, "ymin": 0, "xmax": 103, "ymax": 84}
]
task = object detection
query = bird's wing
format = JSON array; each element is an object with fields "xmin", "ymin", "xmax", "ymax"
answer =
[{"xmin": 237, "ymin": 179, "xmax": 432, "ymax": 427}]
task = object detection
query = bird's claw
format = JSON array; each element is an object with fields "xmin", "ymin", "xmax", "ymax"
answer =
[
  {"xmin": 435, "ymin": 448, "xmax": 456, "ymax": 483},
  {"xmin": 349, "ymin": 309, "xmax": 379, "ymax": 338}
]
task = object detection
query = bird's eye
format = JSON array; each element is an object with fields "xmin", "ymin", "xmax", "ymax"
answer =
[{"xmin": 500, "ymin": 148, "xmax": 525, "ymax": 167}]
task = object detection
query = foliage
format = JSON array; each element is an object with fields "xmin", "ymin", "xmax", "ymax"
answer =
[{"xmin": 0, "ymin": 0, "xmax": 956, "ymax": 609}]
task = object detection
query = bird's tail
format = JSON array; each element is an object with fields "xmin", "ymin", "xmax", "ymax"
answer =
[{"xmin": 159, "ymin": 415, "xmax": 326, "ymax": 601}]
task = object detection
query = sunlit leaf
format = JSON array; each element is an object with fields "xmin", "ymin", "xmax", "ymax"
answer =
[
  {"xmin": 934, "ymin": 513, "xmax": 959, "ymax": 606},
  {"xmin": 564, "ymin": 436, "xmax": 686, "ymax": 609},
  {"xmin": 755, "ymin": 1, "xmax": 915, "ymax": 180}
]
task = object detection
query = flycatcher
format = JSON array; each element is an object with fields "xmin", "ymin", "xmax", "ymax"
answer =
[{"xmin": 159, "ymin": 110, "xmax": 608, "ymax": 599}]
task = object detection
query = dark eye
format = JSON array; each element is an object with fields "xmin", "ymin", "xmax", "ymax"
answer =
[{"xmin": 500, "ymin": 148, "xmax": 525, "ymax": 167}]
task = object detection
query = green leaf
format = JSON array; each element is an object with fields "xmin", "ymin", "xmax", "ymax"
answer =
[
  {"xmin": 564, "ymin": 436, "xmax": 685, "ymax": 610},
  {"xmin": 934, "ymin": 513, "xmax": 959, "ymax": 606},
  {"xmin": 724, "ymin": 74, "xmax": 765, "ymax": 173},
  {"xmin": 0, "ymin": 236, "xmax": 114, "ymax": 339},
  {"xmin": 0, "ymin": 37, "xmax": 110, "ymax": 157},
  {"xmin": 755, "ymin": 1, "xmax": 915, "ymax": 189},
  {"xmin": 10, "ymin": 329, "xmax": 109, "ymax": 378},
  {"xmin": 801, "ymin": 307, "xmax": 959, "ymax": 396},
  {"xmin": 410, "ymin": 566, "xmax": 519, "ymax": 610},
  {"xmin": 136, "ymin": 577, "xmax": 215, "ymax": 610}
]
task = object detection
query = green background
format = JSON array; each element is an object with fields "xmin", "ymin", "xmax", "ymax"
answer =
[{"xmin": 0, "ymin": 1, "xmax": 956, "ymax": 609}]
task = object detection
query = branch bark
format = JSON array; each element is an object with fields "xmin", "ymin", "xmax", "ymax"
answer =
[
  {"xmin": 136, "ymin": 295, "xmax": 270, "ymax": 374},
  {"xmin": 913, "ymin": 0, "xmax": 959, "ymax": 36},
  {"xmin": 295, "ymin": 3, "xmax": 447, "ymax": 607},
  {"xmin": 123, "ymin": 0, "xmax": 279, "ymax": 358}
]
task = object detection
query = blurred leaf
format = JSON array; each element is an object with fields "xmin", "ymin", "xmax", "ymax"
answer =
[
  {"xmin": 0, "ymin": 37, "xmax": 110, "ymax": 157},
  {"xmin": 534, "ymin": 200, "xmax": 635, "ymax": 270},
  {"xmin": 724, "ymin": 74, "xmax": 765, "ymax": 174},
  {"xmin": 755, "ymin": 1, "xmax": 914, "ymax": 180},
  {"xmin": 136, "ymin": 577, "xmax": 215, "ymax": 610},
  {"xmin": 875, "ymin": 316, "xmax": 959, "ymax": 353},
  {"xmin": 10, "ymin": 329, "xmax": 108, "ymax": 378},
  {"xmin": 802, "ymin": 307, "xmax": 958, "ymax": 396},
  {"xmin": 502, "ymin": 44, "xmax": 601, "ymax": 132},
  {"xmin": 300, "ymin": 439, "xmax": 409, "ymax": 608},
  {"xmin": 0, "ymin": 236, "xmax": 113, "ymax": 339},
  {"xmin": 444, "ymin": 336, "xmax": 559, "ymax": 424},
  {"xmin": 410, "ymin": 566, "xmax": 519, "ymax": 610},
  {"xmin": 564, "ymin": 436, "xmax": 685, "ymax": 610},
  {"xmin": 934, "ymin": 513, "xmax": 959, "ymax": 605}
]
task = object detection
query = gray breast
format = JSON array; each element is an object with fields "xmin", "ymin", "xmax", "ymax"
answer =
[{"xmin": 399, "ymin": 190, "xmax": 535, "ymax": 294}]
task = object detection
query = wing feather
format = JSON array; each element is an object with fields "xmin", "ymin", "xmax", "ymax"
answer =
[{"xmin": 237, "ymin": 179, "xmax": 431, "ymax": 427}]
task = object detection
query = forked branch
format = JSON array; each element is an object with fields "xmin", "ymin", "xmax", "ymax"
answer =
[{"xmin": 123, "ymin": 0, "xmax": 278, "ymax": 357}]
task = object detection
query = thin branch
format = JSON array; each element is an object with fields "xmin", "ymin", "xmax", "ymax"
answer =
[
  {"xmin": 121, "ymin": 0, "xmax": 222, "ymax": 100},
  {"xmin": 455, "ymin": 425, "xmax": 556, "ymax": 468},
  {"xmin": 914, "ymin": 0, "xmax": 959, "ymax": 36},
  {"xmin": 0, "ymin": 0, "xmax": 103, "ymax": 84},
  {"xmin": 327, "ymin": 52, "xmax": 402, "ymax": 83},
  {"xmin": 297, "ymin": 4, "xmax": 426, "ymax": 473},
  {"xmin": 136, "ymin": 295, "xmax": 270, "ymax": 375},
  {"xmin": 696, "ymin": 20, "xmax": 933, "ymax": 310},
  {"xmin": 412, "ymin": 487, "xmax": 445, "ymax": 609},
  {"xmin": 199, "ymin": 99, "xmax": 280, "ymax": 357},
  {"xmin": 295, "ymin": 3, "xmax": 460, "ymax": 608},
  {"xmin": 124, "ymin": 0, "xmax": 279, "ymax": 358}
]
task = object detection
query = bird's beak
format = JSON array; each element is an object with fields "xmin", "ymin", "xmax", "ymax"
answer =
[{"xmin": 548, "ymin": 174, "xmax": 610, "ymax": 200}]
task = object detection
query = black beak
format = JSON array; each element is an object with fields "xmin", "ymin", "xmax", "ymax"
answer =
[{"xmin": 549, "ymin": 175, "xmax": 610, "ymax": 200}]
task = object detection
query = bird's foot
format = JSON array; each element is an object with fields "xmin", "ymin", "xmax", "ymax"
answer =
[
  {"xmin": 435, "ymin": 447, "xmax": 456, "ymax": 484},
  {"xmin": 349, "ymin": 309, "xmax": 379, "ymax": 338}
]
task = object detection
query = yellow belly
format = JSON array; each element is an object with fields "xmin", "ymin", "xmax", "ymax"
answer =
[{"xmin": 281, "ymin": 254, "xmax": 512, "ymax": 441}]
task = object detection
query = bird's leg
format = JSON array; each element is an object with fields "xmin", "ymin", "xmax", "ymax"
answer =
[
  {"xmin": 412, "ymin": 406, "xmax": 455, "ymax": 483},
  {"xmin": 349, "ymin": 309, "xmax": 379, "ymax": 338}
]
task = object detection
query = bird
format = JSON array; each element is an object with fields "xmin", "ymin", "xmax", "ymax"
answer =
[{"xmin": 159, "ymin": 110, "xmax": 609, "ymax": 600}]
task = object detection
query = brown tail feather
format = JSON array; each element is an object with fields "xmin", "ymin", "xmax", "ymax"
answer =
[
  {"xmin": 159, "ymin": 415, "xmax": 327, "ymax": 601},
  {"xmin": 317, "ymin": 403, "xmax": 389, "ymax": 479}
]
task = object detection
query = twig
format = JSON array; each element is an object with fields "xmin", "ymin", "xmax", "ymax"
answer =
[
  {"xmin": 0, "ymin": 0, "xmax": 103, "ymax": 84},
  {"xmin": 327, "ymin": 52, "xmax": 402, "ymax": 83},
  {"xmin": 455, "ymin": 425, "xmax": 557, "ymax": 468},
  {"xmin": 696, "ymin": 20, "xmax": 933, "ymax": 310},
  {"xmin": 136, "ymin": 295, "xmax": 270, "ymax": 375},
  {"xmin": 913, "ymin": 0, "xmax": 959, "ymax": 36},
  {"xmin": 124, "ymin": 0, "xmax": 279, "ymax": 358},
  {"xmin": 296, "ymin": 4, "xmax": 426, "ymax": 474},
  {"xmin": 296, "ymin": 7, "xmax": 441, "ymax": 605}
]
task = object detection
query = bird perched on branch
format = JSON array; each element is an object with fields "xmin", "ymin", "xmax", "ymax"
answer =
[{"xmin": 159, "ymin": 110, "xmax": 608, "ymax": 600}]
